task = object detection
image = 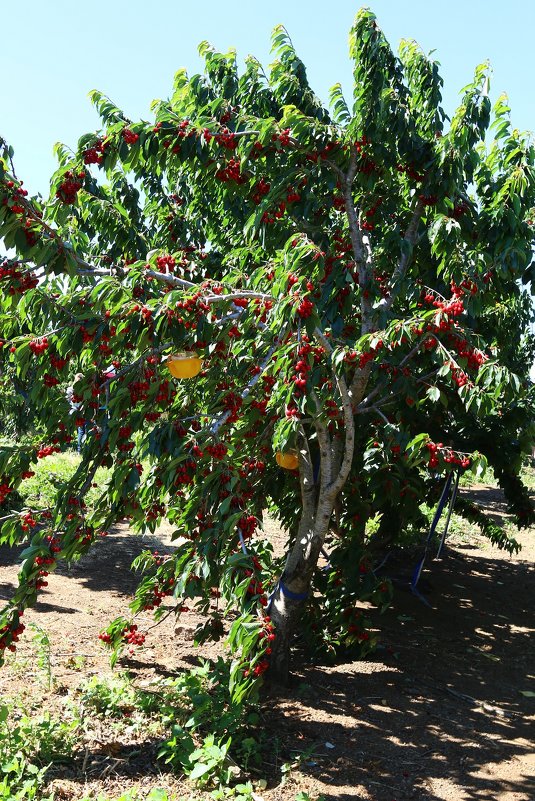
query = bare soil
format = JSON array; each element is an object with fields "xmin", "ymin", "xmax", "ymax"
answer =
[{"xmin": 0, "ymin": 484, "xmax": 533, "ymax": 801}]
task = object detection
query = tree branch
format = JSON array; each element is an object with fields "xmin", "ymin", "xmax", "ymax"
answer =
[
  {"xmin": 209, "ymin": 340, "xmax": 280, "ymax": 436},
  {"xmin": 297, "ymin": 424, "xmax": 316, "ymax": 515},
  {"xmin": 341, "ymin": 151, "xmax": 374, "ymax": 334},
  {"xmin": 144, "ymin": 270, "xmax": 196, "ymax": 288},
  {"xmin": 202, "ymin": 291, "xmax": 272, "ymax": 304},
  {"xmin": 315, "ymin": 417, "xmax": 333, "ymax": 492},
  {"xmin": 349, "ymin": 361, "xmax": 373, "ymax": 410},
  {"xmin": 314, "ymin": 328, "xmax": 355, "ymax": 499},
  {"xmin": 98, "ymin": 342, "xmax": 172, "ymax": 391},
  {"xmin": 378, "ymin": 195, "xmax": 425, "ymax": 312}
]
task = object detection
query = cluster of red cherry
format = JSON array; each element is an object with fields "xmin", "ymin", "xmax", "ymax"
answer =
[
  {"xmin": 261, "ymin": 200, "xmax": 286, "ymax": 224},
  {"xmin": 56, "ymin": 170, "xmax": 85, "ymax": 204},
  {"xmin": 296, "ymin": 297, "xmax": 314, "ymax": 319},
  {"xmin": 448, "ymin": 332, "xmax": 487, "ymax": 371},
  {"xmin": 20, "ymin": 512, "xmax": 38, "ymax": 532},
  {"xmin": 204, "ymin": 443, "xmax": 228, "ymax": 460},
  {"xmin": 0, "ymin": 479, "xmax": 13, "ymax": 505},
  {"xmin": 245, "ymin": 574, "xmax": 267, "ymax": 607},
  {"xmin": 0, "ymin": 260, "xmax": 38, "ymax": 295},
  {"xmin": 215, "ymin": 158, "xmax": 246, "ymax": 183},
  {"xmin": 121, "ymin": 128, "xmax": 139, "ymax": 144},
  {"xmin": 221, "ymin": 390, "xmax": 243, "ymax": 423},
  {"xmin": 360, "ymin": 198, "xmax": 383, "ymax": 232},
  {"xmin": 36, "ymin": 444, "xmax": 61, "ymax": 459},
  {"xmin": 0, "ymin": 614, "xmax": 24, "ymax": 652},
  {"xmin": 128, "ymin": 379, "xmax": 151, "ymax": 404},
  {"xmin": 155, "ymin": 254, "xmax": 176, "ymax": 273},
  {"xmin": 49, "ymin": 353, "xmax": 70, "ymax": 370},
  {"xmin": 238, "ymin": 458, "xmax": 265, "ymax": 479},
  {"xmin": 243, "ymin": 616, "xmax": 276, "ymax": 678},
  {"xmin": 212, "ymin": 127, "xmax": 239, "ymax": 149},
  {"xmin": 238, "ymin": 514, "xmax": 258, "ymax": 540},
  {"xmin": 426, "ymin": 441, "xmax": 470, "ymax": 470},
  {"xmin": 29, "ymin": 337, "xmax": 49, "ymax": 354},
  {"xmin": 396, "ymin": 162, "xmax": 425, "ymax": 182},
  {"xmin": 142, "ymin": 576, "xmax": 174, "ymax": 611},
  {"xmin": 251, "ymin": 177, "xmax": 271, "ymax": 205},
  {"xmin": 99, "ymin": 623, "xmax": 145, "ymax": 648},
  {"xmin": 2, "ymin": 178, "xmax": 29, "ymax": 215},
  {"xmin": 82, "ymin": 138, "xmax": 107, "ymax": 165},
  {"xmin": 173, "ymin": 459, "xmax": 197, "ymax": 487},
  {"xmin": 423, "ymin": 285, "xmax": 466, "ymax": 316},
  {"xmin": 341, "ymin": 606, "xmax": 370, "ymax": 641}
]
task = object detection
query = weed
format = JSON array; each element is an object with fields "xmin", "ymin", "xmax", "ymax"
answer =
[
  {"xmin": 187, "ymin": 734, "xmax": 233, "ymax": 786},
  {"xmin": 211, "ymin": 781, "xmax": 260, "ymax": 800},
  {"xmin": 235, "ymin": 734, "xmax": 262, "ymax": 773},
  {"xmin": 280, "ymin": 744, "xmax": 318, "ymax": 786},
  {"xmin": 64, "ymin": 654, "xmax": 87, "ymax": 670},
  {"xmin": 78, "ymin": 673, "xmax": 137, "ymax": 717},
  {"xmin": 0, "ymin": 703, "xmax": 79, "ymax": 800},
  {"xmin": 295, "ymin": 793, "xmax": 326, "ymax": 801},
  {"xmin": 153, "ymin": 659, "xmax": 261, "ymax": 785},
  {"xmin": 29, "ymin": 623, "xmax": 53, "ymax": 691},
  {"xmin": 79, "ymin": 791, "xmax": 183, "ymax": 801}
]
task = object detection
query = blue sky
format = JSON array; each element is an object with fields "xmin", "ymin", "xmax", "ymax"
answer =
[{"xmin": 1, "ymin": 0, "xmax": 534, "ymax": 196}]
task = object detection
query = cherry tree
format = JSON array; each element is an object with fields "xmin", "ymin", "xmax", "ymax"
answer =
[{"xmin": 1, "ymin": 9, "xmax": 534, "ymax": 686}]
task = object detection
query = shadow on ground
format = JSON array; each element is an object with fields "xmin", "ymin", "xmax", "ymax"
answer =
[
  {"xmin": 0, "ymin": 499, "xmax": 533, "ymax": 800},
  {"xmin": 265, "ymin": 544, "xmax": 534, "ymax": 800},
  {"xmin": 0, "ymin": 525, "xmax": 176, "ymax": 601}
]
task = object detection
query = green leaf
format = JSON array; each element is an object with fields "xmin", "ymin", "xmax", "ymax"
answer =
[
  {"xmin": 188, "ymin": 760, "xmax": 213, "ymax": 781},
  {"xmin": 426, "ymin": 386, "xmax": 440, "ymax": 402}
]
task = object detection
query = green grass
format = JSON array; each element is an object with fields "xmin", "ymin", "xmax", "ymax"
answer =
[
  {"xmin": 520, "ymin": 463, "xmax": 535, "ymax": 490},
  {"xmin": 19, "ymin": 452, "xmax": 112, "ymax": 511},
  {"xmin": 419, "ymin": 503, "xmax": 482, "ymax": 547},
  {"xmin": 460, "ymin": 462, "xmax": 535, "ymax": 491}
]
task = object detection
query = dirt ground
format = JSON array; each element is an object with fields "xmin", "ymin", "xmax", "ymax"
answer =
[{"xmin": 0, "ymin": 484, "xmax": 533, "ymax": 801}]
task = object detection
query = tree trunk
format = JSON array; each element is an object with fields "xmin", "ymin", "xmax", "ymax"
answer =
[{"xmin": 266, "ymin": 497, "xmax": 333, "ymax": 685}]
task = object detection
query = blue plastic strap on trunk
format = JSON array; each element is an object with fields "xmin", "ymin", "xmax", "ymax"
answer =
[
  {"xmin": 278, "ymin": 580, "xmax": 308, "ymax": 601},
  {"xmin": 237, "ymin": 528, "xmax": 248, "ymax": 555}
]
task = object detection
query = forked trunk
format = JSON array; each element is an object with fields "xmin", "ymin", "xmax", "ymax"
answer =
[{"xmin": 267, "ymin": 497, "xmax": 333, "ymax": 685}]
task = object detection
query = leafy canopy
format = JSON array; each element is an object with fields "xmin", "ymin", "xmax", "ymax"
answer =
[{"xmin": 0, "ymin": 9, "xmax": 534, "ymax": 681}]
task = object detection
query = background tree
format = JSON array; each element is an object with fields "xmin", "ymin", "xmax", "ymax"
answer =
[{"xmin": 0, "ymin": 9, "xmax": 534, "ymax": 686}]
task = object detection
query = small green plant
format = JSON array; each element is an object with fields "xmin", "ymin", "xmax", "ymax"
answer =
[
  {"xmin": 153, "ymin": 659, "xmax": 261, "ymax": 785},
  {"xmin": 211, "ymin": 781, "xmax": 259, "ymax": 800},
  {"xmin": 29, "ymin": 623, "xmax": 53, "ymax": 691},
  {"xmin": 295, "ymin": 793, "xmax": 326, "ymax": 801},
  {"xmin": 78, "ymin": 672, "xmax": 137, "ymax": 717},
  {"xmin": 280, "ymin": 744, "xmax": 318, "ymax": 786},
  {"xmin": 0, "ymin": 703, "xmax": 79, "ymax": 800},
  {"xmin": 235, "ymin": 732, "xmax": 262, "ymax": 773},
  {"xmin": 187, "ymin": 735, "xmax": 232, "ymax": 786},
  {"xmin": 77, "ymin": 666, "xmax": 259, "ymax": 787},
  {"xmin": 64, "ymin": 654, "xmax": 87, "ymax": 670},
  {"xmin": 80, "ymin": 791, "xmax": 181, "ymax": 801}
]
